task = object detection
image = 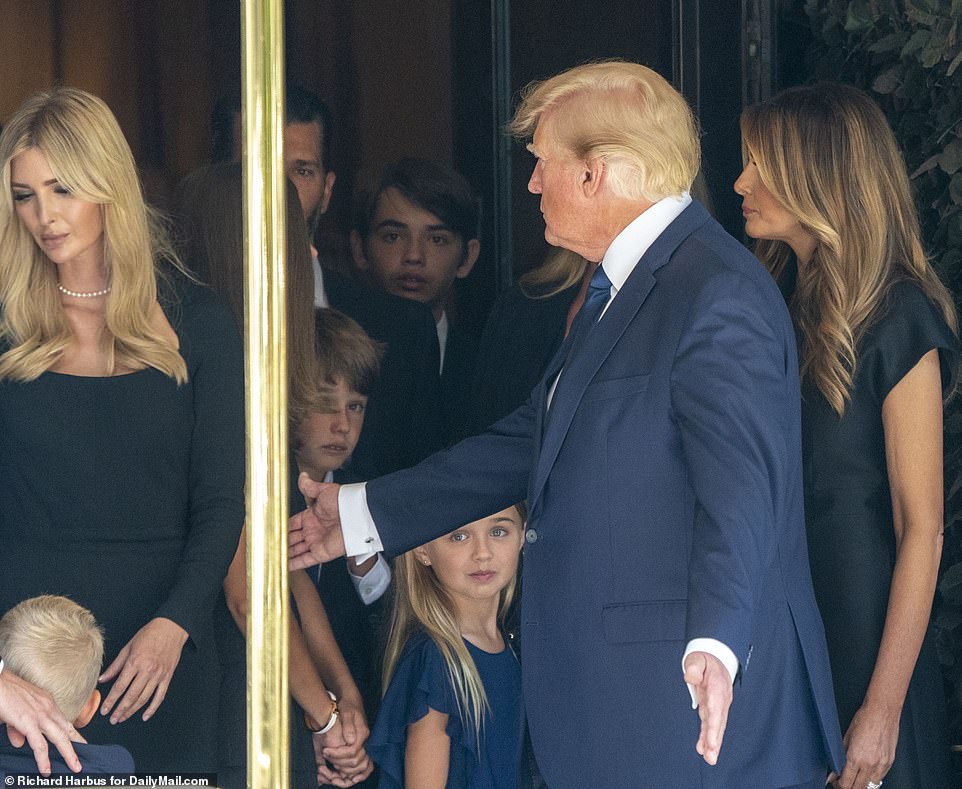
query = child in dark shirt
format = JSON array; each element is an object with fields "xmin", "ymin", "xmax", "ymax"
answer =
[{"xmin": 368, "ymin": 504, "xmax": 527, "ymax": 788}]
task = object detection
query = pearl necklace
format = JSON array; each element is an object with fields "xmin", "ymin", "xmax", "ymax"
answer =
[{"xmin": 58, "ymin": 283, "xmax": 111, "ymax": 299}]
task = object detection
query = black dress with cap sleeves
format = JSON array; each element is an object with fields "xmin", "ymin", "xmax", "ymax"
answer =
[{"xmin": 782, "ymin": 262, "xmax": 958, "ymax": 789}]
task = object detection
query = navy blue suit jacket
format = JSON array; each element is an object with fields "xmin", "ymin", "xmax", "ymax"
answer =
[
  {"xmin": 367, "ymin": 202, "xmax": 845, "ymax": 787},
  {"xmin": 0, "ymin": 727, "xmax": 134, "ymax": 776}
]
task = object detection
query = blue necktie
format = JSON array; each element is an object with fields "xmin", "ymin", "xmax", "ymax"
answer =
[
  {"xmin": 546, "ymin": 264, "xmax": 612, "ymax": 418},
  {"xmin": 564, "ymin": 264, "xmax": 613, "ymax": 349},
  {"xmin": 581, "ymin": 264, "xmax": 613, "ymax": 324}
]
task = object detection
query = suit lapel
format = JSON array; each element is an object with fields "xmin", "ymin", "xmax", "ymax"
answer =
[
  {"xmin": 529, "ymin": 268, "xmax": 655, "ymax": 507},
  {"xmin": 533, "ymin": 327, "xmax": 575, "ymax": 445},
  {"xmin": 528, "ymin": 201, "xmax": 711, "ymax": 510}
]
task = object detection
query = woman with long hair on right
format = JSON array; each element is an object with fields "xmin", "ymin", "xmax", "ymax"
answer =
[
  {"xmin": 367, "ymin": 503, "xmax": 526, "ymax": 788},
  {"xmin": 735, "ymin": 82, "xmax": 960, "ymax": 789}
]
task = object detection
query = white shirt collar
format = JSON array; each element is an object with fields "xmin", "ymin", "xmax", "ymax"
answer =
[
  {"xmin": 312, "ymin": 251, "xmax": 329, "ymax": 308},
  {"xmin": 436, "ymin": 311, "xmax": 449, "ymax": 374},
  {"xmin": 601, "ymin": 193, "xmax": 691, "ymax": 295}
]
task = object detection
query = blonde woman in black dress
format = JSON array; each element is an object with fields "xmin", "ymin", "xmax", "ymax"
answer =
[
  {"xmin": 736, "ymin": 82, "xmax": 959, "ymax": 789},
  {"xmin": 0, "ymin": 88, "xmax": 244, "ymax": 771}
]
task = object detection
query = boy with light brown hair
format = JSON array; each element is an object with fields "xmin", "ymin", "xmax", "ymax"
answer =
[{"xmin": 295, "ymin": 309, "xmax": 388, "ymax": 780}]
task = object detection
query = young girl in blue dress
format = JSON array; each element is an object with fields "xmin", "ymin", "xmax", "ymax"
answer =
[{"xmin": 368, "ymin": 503, "xmax": 526, "ymax": 789}]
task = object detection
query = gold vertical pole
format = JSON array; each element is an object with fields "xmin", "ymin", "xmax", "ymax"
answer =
[{"xmin": 241, "ymin": 1, "xmax": 289, "ymax": 788}]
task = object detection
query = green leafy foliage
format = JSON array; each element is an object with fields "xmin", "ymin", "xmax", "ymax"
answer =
[{"xmin": 804, "ymin": 0, "xmax": 962, "ymax": 755}]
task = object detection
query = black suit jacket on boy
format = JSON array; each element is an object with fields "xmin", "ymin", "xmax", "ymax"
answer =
[
  {"xmin": 323, "ymin": 269, "xmax": 445, "ymax": 478},
  {"xmin": 466, "ymin": 281, "xmax": 579, "ymax": 435},
  {"xmin": 439, "ymin": 320, "xmax": 480, "ymax": 445},
  {"xmin": 310, "ymin": 467, "xmax": 388, "ymax": 722}
]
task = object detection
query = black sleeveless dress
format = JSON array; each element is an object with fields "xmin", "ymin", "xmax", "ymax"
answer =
[
  {"xmin": 0, "ymin": 282, "xmax": 245, "ymax": 771},
  {"xmin": 785, "ymin": 270, "xmax": 959, "ymax": 789}
]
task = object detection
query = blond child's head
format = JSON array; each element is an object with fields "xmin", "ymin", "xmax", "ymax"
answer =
[
  {"xmin": 0, "ymin": 595, "xmax": 104, "ymax": 726},
  {"xmin": 384, "ymin": 503, "xmax": 527, "ymax": 745},
  {"xmin": 293, "ymin": 308, "xmax": 383, "ymax": 480}
]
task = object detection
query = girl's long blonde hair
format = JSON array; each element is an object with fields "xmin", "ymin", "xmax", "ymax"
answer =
[
  {"xmin": 0, "ymin": 87, "xmax": 186, "ymax": 382},
  {"xmin": 381, "ymin": 502, "xmax": 526, "ymax": 745},
  {"xmin": 741, "ymin": 82, "xmax": 957, "ymax": 416}
]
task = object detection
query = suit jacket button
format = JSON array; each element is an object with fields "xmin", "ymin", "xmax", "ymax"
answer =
[{"xmin": 525, "ymin": 529, "xmax": 538, "ymax": 544}]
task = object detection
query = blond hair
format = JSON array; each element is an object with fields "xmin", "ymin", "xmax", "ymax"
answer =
[
  {"xmin": 381, "ymin": 502, "xmax": 526, "ymax": 746},
  {"xmin": 519, "ymin": 247, "xmax": 590, "ymax": 299},
  {"xmin": 0, "ymin": 87, "xmax": 187, "ymax": 382},
  {"xmin": 741, "ymin": 82, "xmax": 958, "ymax": 415},
  {"xmin": 0, "ymin": 595, "xmax": 103, "ymax": 722},
  {"xmin": 510, "ymin": 60, "xmax": 700, "ymax": 203}
]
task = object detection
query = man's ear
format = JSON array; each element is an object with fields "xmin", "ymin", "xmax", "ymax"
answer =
[
  {"xmin": 456, "ymin": 239, "xmax": 481, "ymax": 279},
  {"xmin": 350, "ymin": 229, "xmax": 370, "ymax": 271},
  {"xmin": 581, "ymin": 157, "xmax": 606, "ymax": 198},
  {"xmin": 74, "ymin": 689, "xmax": 101, "ymax": 729},
  {"xmin": 319, "ymin": 171, "xmax": 337, "ymax": 215}
]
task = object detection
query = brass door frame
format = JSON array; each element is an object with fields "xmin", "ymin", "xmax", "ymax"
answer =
[{"xmin": 241, "ymin": 1, "xmax": 290, "ymax": 787}]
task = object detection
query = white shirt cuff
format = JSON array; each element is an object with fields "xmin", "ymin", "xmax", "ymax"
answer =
[
  {"xmin": 348, "ymin": 554, "xmax": 392, "ymax": 605},
  {"xmin": 337, "ymin": 482, "xmax": 384, "ymax": 562},
  {"xmin": 682, "ymin": 638, "xmax": 739, "ymax": 708}
]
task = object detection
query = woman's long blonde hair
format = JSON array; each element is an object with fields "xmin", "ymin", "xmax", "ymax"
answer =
[
  {"xmin": 381, "ymin": 502, "xmax": 526, "ymax": 745},
  {"xmin": 519, "ymin": 247, "xmax": 590, "ymax": 300},
  {"xmin": 0, "ymin": 87, "xmax": 186, "ymax": 382},
  {"xmin": 741, "ymin": 82, "xmax": 957, "ymax": 415}
]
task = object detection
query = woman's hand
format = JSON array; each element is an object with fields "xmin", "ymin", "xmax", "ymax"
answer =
[
  {"xmin": 313, "ymin": 702, "xmax": 374, "ymax": 787},
  {"xmin": 0, "ymin": 669, "xmax": 86, "ymax": 774},
  {"xmin": 322, "ymin": 695, "xmax": 372, "ymax": 782},
  {"xmin": 99, "ymin": 617, "xmax": 188, "ymax": 724},
  {"xmin": 831, "ymin": 703, "xmax": 898, "ymax": 789}
]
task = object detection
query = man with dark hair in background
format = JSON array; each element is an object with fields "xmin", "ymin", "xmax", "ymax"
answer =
[{"xmin": 211, "ymin": 85, "xmax": 444, "ymax": 478}]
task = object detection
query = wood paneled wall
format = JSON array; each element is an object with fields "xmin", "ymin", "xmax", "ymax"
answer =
[{"xmin": 0, "ymin": 0, "xmax": 454, "ymax": 216}]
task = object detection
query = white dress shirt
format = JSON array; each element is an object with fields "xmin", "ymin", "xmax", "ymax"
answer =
[
  {"xmin": 436, "ymin": 311, "xmax": 449, "ymax": 375},
  {"xmin": 547, "ymin": 193, "xmax": 691, "ymax": 407},
  {"xmin": 319, "ymin": 472, "xmax": 390, "ymax": 604},
  {"xmin": 312, "ymin": 252, "xmax": 329, "ymax": 308},
  {"xmin": 338, "ymin": 192, "xmax": 737, "ymax": 699}
]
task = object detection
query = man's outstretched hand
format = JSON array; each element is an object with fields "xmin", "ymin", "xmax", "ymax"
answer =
[
  {"xmin": 683, "ymin": 651, "xmax": 733, "ymax": 766},
  {"xmin": 289, "ymin": 474, "xmax": 347, "ymax": 570}
]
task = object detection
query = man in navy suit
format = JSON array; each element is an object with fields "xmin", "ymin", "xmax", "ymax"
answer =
[{"xmin": 290, "ymin": 61, "xmax": 844, "ymax": 788}]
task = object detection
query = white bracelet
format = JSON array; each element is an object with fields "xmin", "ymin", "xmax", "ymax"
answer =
[
  {"xmin": 304, "ymin": 690, "xmax": 338, "ymax": 734},
  {"xmin": 315, "ymin": 690, "xmax": 339, "ymax": 734}
]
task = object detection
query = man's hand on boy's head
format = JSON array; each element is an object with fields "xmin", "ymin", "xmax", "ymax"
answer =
[
  {"xmin": 289, "ymin": 474, "xmax": 346, "ymax": 570},
  {"xmin": 0, "ymin": 669, "xmax": 85, "ymax": 775}
]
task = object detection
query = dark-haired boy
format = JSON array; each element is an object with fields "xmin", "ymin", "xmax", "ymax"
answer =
[{"xmin": 351, "ymin": 158, "xmax": 482, "ymax": 443}]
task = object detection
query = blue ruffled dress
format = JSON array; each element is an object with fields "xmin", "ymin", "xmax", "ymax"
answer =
[{"xmin": 368, "ymin": 631, "xmax": 523, "ymax": 788}]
